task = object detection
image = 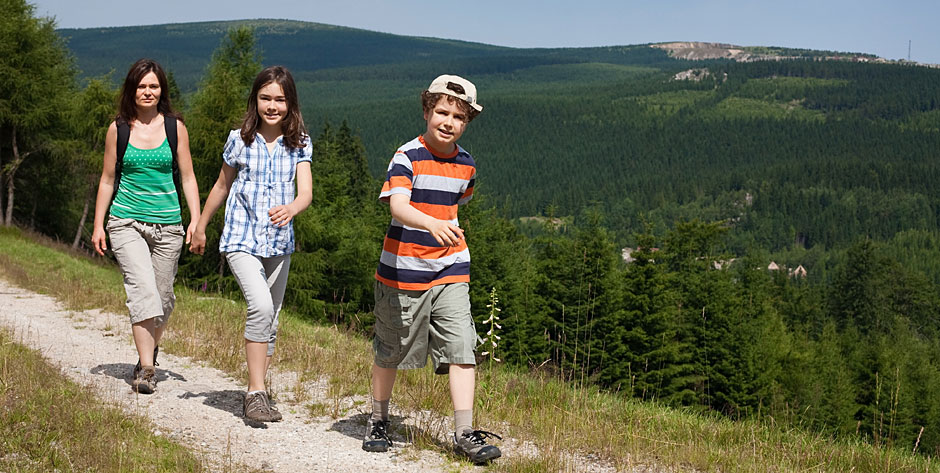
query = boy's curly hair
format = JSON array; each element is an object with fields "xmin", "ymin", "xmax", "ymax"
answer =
[{"xmin": 421, "ymin": 81, "xmax": 481, "ymax": 123}]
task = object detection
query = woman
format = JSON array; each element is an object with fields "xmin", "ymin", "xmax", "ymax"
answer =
[{"xmin": 91, "ymin": 58, "xmax": 201, "ymax": 394}]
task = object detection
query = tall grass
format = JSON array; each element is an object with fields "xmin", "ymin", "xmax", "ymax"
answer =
[
  {"xmin": 1, "ymin": 226, "xmax": 938, "ymax": 472},
  {"xmin": 0, "ymin": 328, "xmax": 209, "ymax": 472}
]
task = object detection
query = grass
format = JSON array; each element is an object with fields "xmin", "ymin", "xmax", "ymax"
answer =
[
  {"xmin": 0, "ymin": 327, "xmax": 209, "ymax": 472},
  {"xmin": 1, "ymin": 225, "xmax": 939, "ymax": 472}
]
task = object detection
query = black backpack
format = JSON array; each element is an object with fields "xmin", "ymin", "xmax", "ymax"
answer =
[{"xmin": 110, "ymin": 115, "xmax": 181, "ymax": 208}]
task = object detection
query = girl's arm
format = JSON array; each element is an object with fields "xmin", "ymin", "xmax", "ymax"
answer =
[
  {"xmin": 189, "ymin": 163, "xmax": 237, "ymax": 255},
  {"xmin": 90, "ymin": 122, "xmax": 119, "ymax": 256},
  {"xmin": 175, "ymin": 120, "xmax": 201, "ymax": 246},
  {"xmin": 268, "ymin": 161, "xmax": 312, "ymax": 227},
  {"xmin": 388, "ymin": 193, "xmax": 464, "ymax": 247}
]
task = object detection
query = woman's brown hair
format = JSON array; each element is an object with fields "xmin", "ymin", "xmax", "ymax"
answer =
[
  {"xmin": 116, "ymin": 58, "xmax": 179, "ymax": 124},
  {"xmin": 240, "ymin": 66, "xmax": 307, "ymax": 149}
]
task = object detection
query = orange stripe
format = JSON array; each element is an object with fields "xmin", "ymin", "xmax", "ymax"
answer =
[
  {"xmin": 387, "ymin": 176, "xmax": 412, "ymax": 190},
  {"xmin": 411, "ymin": 201, "xmax": 457, "ymax": 220},
  {"xmin": 412, "ymin": 160, "xmax": 474, "ymax": 179},
  {"xmin": 375, "ymin": 273, "xmax": 470, "ymax": 291},
  {"xmin": 383, "ymin": 239, "xmax": 467, "ymax": 258},
  {"xmin": 419, "ymin": 135, "xmax": 458, "ymax": 159}
]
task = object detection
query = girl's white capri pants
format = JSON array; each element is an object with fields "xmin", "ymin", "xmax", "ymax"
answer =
[{"xmin": 225, "ymin": 251, "xmax": 291, "ymax": 356}]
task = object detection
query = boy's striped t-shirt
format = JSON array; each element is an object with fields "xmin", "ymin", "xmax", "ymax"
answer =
[
  {"xmin": 109, "ymin": 139, "xmax": 181, "ymax": 224},
  {"xmin": 375, "ymin": 135, "xmax": 476, "ymax": 290}
]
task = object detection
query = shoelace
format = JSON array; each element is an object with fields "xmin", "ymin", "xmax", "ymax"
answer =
[
  {"xmin": 259, "ymin": 393, "xmax": 279, "ymax": 414},
  {"xmin": 370, "ymin": 421, "xmax": 393, "ymax": 446},
  {"xmin": 462, "ymin": 430, "xmax": 502, "ymax": 445}
]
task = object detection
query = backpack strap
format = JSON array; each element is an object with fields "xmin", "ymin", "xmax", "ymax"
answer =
[
  {"xmin": 164, "ymin": 115, "xmax": 179, "ymax": 171},
  {"xmin": 111, "ymin": 119, "xmax": 131, "ymax": 204},
  {"xmin": 163, "ymin": 115, "xmax": 183, "ymax": 207}
]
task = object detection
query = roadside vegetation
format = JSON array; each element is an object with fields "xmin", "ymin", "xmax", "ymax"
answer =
[
  {"xmin": 3, "ymin": 226, "xmax": 937, "ymax": 472},
  {"xmin": 0, "ymin": 319, "xmax": 209, "ymax": 472}
]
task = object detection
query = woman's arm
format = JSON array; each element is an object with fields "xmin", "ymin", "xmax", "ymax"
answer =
[
  {"xmin": 90, "ymin": 122, "xmax": 118, "ymax": 256},
  {"xmin": 268, "ymin": 161, "xmax": 312, "ymax": 227},
  {"xmin": 175, "ymin": 120, "xmax": 201, "ymax": 246},
  {"xmin": 189, "ymin": 163, "xmax": 237, "ymax": 255}
]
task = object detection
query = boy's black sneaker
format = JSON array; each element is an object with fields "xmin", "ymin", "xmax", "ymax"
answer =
[
  {"xmin": 453, "ymin": 429, "xmax": 502, "ymax": 464},
  {"xmin": 362, "ymin": 418, "xmax": 392, "ymax": 452},
  {"xmin": 133, "ymin": 346, "xmax": 159, "ymax": 379}
]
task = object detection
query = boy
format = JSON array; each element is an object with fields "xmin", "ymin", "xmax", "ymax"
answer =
[{"xmin": 363, "ymin": 75, "xmax": 501, "ymax": 464}]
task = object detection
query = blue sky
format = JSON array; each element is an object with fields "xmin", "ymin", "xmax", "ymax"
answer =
[{"xmin": 30, "ymin": 0, "xmax": 940, "ymax": 64}]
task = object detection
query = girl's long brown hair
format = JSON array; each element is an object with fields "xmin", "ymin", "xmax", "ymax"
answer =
[
  {"xmin": 240, "ymin": 66, "xmax": 307, "ymax": 149},
  {"xmin": 116, "ymin": 58, "xmax": 179, "ymax": 124}
]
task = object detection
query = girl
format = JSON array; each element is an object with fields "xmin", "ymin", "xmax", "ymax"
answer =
[
  {"xmin": 191, "ymin": 66, "xmax": 313, "ymax": 423},
  {"xmin": 91, "ymin": 58, "xmax": 201, "ymax": 394}
]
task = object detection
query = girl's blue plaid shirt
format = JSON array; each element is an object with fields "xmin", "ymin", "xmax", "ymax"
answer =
[{"xmin": 217, "ymin": 129, "xmax": 312, "ymax": 257}]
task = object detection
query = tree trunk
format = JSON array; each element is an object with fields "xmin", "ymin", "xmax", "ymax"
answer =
[
  {"xmin": 3, "ymin": 174, "xmax": 13, "ymax": 227},
  {"xmin": 4, "ymin": 126, "xmax": 21, "ymax": 226},
  {"xmin": 0, "ymin": 131, "xmax": 5, "ymax": 222},
  {"xmin": 72, "ymin": 182, "xmax": 93, "ymax": 249},
  {"xmin": 4, "ymin": 126, "xmax": 31, "ymax": 227}
]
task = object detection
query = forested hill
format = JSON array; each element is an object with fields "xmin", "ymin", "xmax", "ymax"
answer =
[
  {"xmin": 58, "ymin": 19, "xmax": 679, "ymax": 91},
  {"xmin": 59, "ymin": 21, "xmax": 940, "ymax": 257}
]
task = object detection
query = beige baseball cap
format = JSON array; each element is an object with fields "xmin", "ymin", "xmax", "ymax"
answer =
[{"xmin": 427, "ymin": 74, "xmax": 483, "ymax": 112}]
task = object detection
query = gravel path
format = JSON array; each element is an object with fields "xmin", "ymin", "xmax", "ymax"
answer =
[{"xmin": 0, "ymin": 278, "xmax": 457, "ymax": 472}]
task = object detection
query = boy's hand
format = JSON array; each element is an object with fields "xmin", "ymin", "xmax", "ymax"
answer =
[
  {"xmin": 190, "ymin": 228, "xmax": 206, "ymax": 255},
  {"xmin": 269, "ymin": 204, "xmax": 297, "ymax": 227},
  {"xmin": 427, "ymin": 219, "xmax": 465, "ymax": 247}
]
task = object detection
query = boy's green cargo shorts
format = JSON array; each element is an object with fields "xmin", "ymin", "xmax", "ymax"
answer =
[{"xmin": 373, "ymin": 281, "xmax": 480, "ymax": 374}]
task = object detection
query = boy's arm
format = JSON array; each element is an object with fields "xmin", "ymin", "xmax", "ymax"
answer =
[{"xmin": 389, "ymin": 193, "xmax": 464, "ymax": 247}]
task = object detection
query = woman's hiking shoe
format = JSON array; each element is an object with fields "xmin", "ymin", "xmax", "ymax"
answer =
[
  {"xmin": 362, "ymin": 418, "xmax": 392, "ymax": 452},
  {"xmin": 133, "ymin": 346, "xmax": 159, "ymax": 379},
  {"xmin": 453, "ymin": 429, "xmax": 502, "ymax": 464},
  {"xmin": 243, "ymin": 391, "xmax": 282, "ymax": 422},
  {"xmin": 132, "ymin": 366, "xmax": 157, "ymax": 394}
]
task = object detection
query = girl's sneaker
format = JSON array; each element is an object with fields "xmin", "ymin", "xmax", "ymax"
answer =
[{"xmin": 243, "ymin": 391, "xmax": 282, "ymax": 422}]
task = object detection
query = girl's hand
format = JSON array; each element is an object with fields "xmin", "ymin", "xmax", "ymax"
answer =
[
  {"xmin": 190, "ymin": 228, "xmax": 206, "ymax": 255},
  {"xmin": 268, "ymin": 204, "xmax": 297, "ymax": 227},
  {"xmin": 91, "ymin": 225, "xmax": 108, "ymax": 256}
]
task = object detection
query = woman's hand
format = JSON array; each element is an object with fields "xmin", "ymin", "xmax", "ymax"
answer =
[
  {"xmin": 190, "ymin": 227, "xmax": 206, "ymax": 255},
  {"xmin": 91, "ymin": 225, "xmax": 108, "ymax": 256},
  {"xmin": 186, "ymin": 221, "xmax": 199, "ymax": 252}
]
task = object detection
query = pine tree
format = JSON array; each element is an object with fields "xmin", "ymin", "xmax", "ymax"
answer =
[{"xmin": 0, "ymin": 0, "xmax": 75, "ymax": 225}]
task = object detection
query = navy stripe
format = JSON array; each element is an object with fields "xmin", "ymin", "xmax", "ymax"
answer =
[
  {"xmin": 410, "ymin": 188, "xmax": 462, "ymax": 206},
  {"xmin": 386, "ymin": 224, "xmax": 444, "ymax": 247},
  {"xmin": 407, "ymin": 148, "xmax": 475, "ymax": 167},
  {"xmin": 386, "ymin": 163, "xmax": 413, "ymax": 179},
  {"xmin": 377, "ymin": 261, "xmax": 470, "ymax": 284}
]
